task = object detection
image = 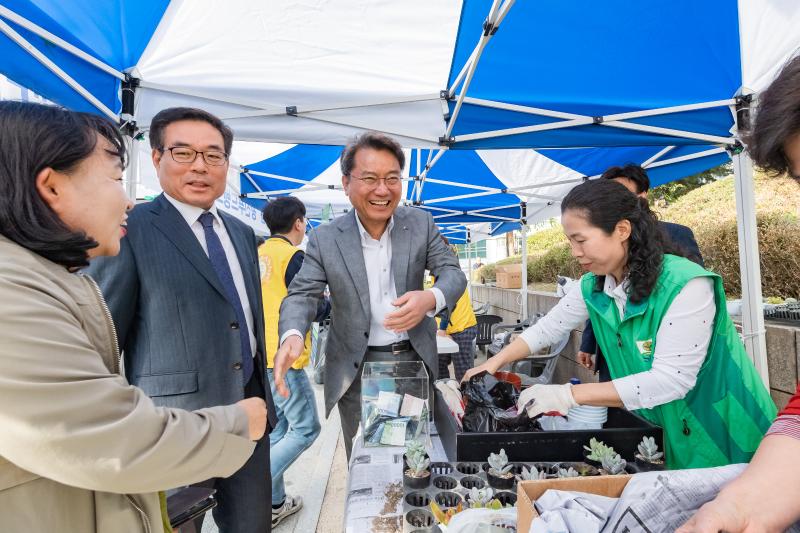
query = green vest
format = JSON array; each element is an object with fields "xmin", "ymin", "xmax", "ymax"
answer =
[{"xmin": 581, "ymin": 255, "xmax": 776, "ymax": 469}]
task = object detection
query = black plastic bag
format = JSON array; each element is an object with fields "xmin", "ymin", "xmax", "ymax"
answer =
[{"xmin": 461, "ymin": 372, "xmax": 541, "ymax": 433}]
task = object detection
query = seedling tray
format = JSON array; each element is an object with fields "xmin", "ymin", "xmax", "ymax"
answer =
[{"xmin": 434, "ymin": 390, "xmax": 663, "ymax": 462}]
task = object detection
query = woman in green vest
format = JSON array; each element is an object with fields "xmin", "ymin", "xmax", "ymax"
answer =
[{"xmin": 464, "ymin": 178, "xmax": 776, "ymax": 469}]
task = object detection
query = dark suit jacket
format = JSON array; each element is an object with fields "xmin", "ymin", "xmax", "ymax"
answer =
[
  {"xmin": 579, "ymin": 221, "xmax": 704, "ymax": 366},
  {"xmin": 278, "ymin": 207, "xmax": 467, "ymax": 416},
  {"xmin": 86, "ymin": 194, "xmax": 277, "ymax": 427}
]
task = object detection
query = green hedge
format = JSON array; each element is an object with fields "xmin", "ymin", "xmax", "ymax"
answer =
[{"xmin": 477, "ymin": 173, "xmax": 800, "ymax": 298}]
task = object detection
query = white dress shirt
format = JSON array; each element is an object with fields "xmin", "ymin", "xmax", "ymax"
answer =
[
  {"xmin": 281, "ymin": 214, "xmax": 445, "ymax": 347},
  {"xmin": 164, "ymin": 193, "xmax": 256, "ymax": 358},
  {"xmin": 519, "ymin": 275, "xmax": 715, "ymax": 410}
]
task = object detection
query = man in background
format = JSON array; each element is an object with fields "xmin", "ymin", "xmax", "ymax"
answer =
[{"xmin": 259, "ymin": 196, "xmax": 329, "ymax": 527}]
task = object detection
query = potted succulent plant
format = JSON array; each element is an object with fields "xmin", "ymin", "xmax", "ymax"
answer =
[
  {"xmin": 557, "ymin": 462, "xmax": 600, "ymax": 477},
  {"xmin": 403, "ymin": 439, "xmax": 428, "ymax": 471},
  {"xmin": 403, "ymin": 450, "xmax": 431, "ymax": 489},
  {"xmin": 516, "ymin": 465, "xmax": 549, "ymax": 482},
  {"xmin": 557, "ymin": 466, "xmax": 580, "ymax": 478},
  {"xmin": 634, "ymin": 436, "xmax": 665, "ymax": 472},
  {"xmin": 600, "ymin": 453, "xmax": 628, "ymax": 476},
  {"xmin": 465, "ymin": 487, "xmax": 505, "ymax": 510},
  {"xmin": 486, "ymin": 449, "xmax": 514, "ymax": 490},
  {"xmin": 582, "ymin": 437, "xmax": 616, "ymax": 467}
]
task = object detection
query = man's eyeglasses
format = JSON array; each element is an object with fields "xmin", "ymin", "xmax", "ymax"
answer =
[
  {"xmin": 349, "ymin": 174, "xmax": 403, "ymax": 188},
  {"xmin": 164, "ymin": 146, "xmax": 229, "ymax": 166}
]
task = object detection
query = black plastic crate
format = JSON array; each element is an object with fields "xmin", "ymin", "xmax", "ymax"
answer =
[
  {"xmin": 434, "ymin": 389, "xmax": 663, "ymax": 462},
  {"xmin": 764, "ymin": 302, "xmax": 800, "ymax": 323}
]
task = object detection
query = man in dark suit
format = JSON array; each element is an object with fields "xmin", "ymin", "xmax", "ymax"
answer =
[
  {"xmin": 577, "ymin": 163, "xmax": 704, "ymax": 381},
  {"xmin": 86, "ymin": 108, "xmax": 277, "ymax": 533},
  {"xmin": 273, "ymin": 132, "xmax": 466, "ymax": 460}
]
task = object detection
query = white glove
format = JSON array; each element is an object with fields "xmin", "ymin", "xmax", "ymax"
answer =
[
  {"xmin": 517, "ymin": 383, "xmax": 578, "ymax": 419},
  {"xmin": 435, "ymin": 379, "xmax": 464, "ymax": 419}
]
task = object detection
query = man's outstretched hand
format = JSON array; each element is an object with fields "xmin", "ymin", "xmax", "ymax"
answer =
[{"xmin": 273, "ymin": 335, "xmax": 304, "ymax": 397}]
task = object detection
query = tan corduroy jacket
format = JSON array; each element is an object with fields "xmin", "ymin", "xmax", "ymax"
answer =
[{"xmin": 0, "ymin": 235, "xmax": 256, "ymax": 533}]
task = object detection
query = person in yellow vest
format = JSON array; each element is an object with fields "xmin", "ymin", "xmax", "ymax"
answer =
[
  {"xmin": 437, "ymin": 236, "xmax": 478, "ymax": 381},
  {"xmin": 259, "ymin": 197, "xmax": 329, "ymax": 527}
]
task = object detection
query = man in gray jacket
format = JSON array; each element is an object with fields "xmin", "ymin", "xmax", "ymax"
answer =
[{"xmin": 274, "ymin": 132, "xmax": 466, "ymax": 459}]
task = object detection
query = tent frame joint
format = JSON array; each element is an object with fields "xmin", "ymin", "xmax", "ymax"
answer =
[
  {"xmin": 286, "ymin": 106, "xmax": 298, "ymax": 116},
  {"xmin": 438, "ymin": 136, "xmax": 455, "ymax": 147},
  {"xmin": 592, "ymin": 116, "xmax": 604, "ymax": 124},
  {"xmin": 726, "ymin": 140, "xmax": 745, "ymax": 156}
]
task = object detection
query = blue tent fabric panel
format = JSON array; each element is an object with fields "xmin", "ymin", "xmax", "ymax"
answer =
[
  {"xmin": 448, "ymin": 0, "xmax": 741, "ymax": 148},
  {"xmin": 449, "ymin": 105, "xmax": 735, "ymax": 149},
  {"xmin": 0, "ymin": 0, "xmax": 169, "ymax": 114},
  {"xmin": 538, "ymin": 145, "xmax": 730, "ymax": 186},
  {"xmin": 241, "ymin": 144, "xmax": 342, "ymax": 208},
  {"xmin": 409, "ymin": 149, "xmax": 515, "ymax": 211}
]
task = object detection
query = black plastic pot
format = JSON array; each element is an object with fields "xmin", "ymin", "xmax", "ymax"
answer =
[
  {"xmin": 559, "ymin": 461, "xmax": 600, "ymax": 477},
  {"xmin": 403, "ymin": 469, "xmax": 431, "ymax": 489},
  {"xmin": 582, "ymin": 449, "xmax": 603, "ymax": 467},
  {"xmin": 487, "ymin": 469, "xmax": 515, "ymax": 490},
  {"xmin": 634, "ymin": 455, "xmax": 666, "ymax": 472}
]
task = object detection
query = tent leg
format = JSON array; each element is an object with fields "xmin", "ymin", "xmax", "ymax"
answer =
[
  {"xmin": 732, "ymin": 152, "xmax": 769, "ymax": 388},
  {"xmin": 467, "ymin": 240, "xmax": 473, "ymax": 298},
  {"xmin": 520, "ymin": 225, "xmax": 528, "ymax": 321},
  {"xmin": 124, "ymin": 135, "xmax": 139, "ymax": 200}
]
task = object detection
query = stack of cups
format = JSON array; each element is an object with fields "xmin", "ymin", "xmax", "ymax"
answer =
[{"xmin": 566, "ymin": 406, "xmax": 608, "ymax": 429}]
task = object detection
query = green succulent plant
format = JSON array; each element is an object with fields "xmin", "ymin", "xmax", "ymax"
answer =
[
  {"xmin": 583, "ymin": 438, "xmax": 616, "ymax": 462},
  {"xmin": 601, "ymin": 453, "xmax": 627, "ymax": 475},
  {"xmin": 487, "ymin": 448, "xmax": 513, "ymax": 477},
  {"xmin": 406, "ymin": 453, "xmax": 430, "ymax": 477},
  {"xmin": 557, "ymin": 466, "xmax": 579, "ymax": 478},
  {"xmin": 636, "ymin": 436, "xmax": 664, "ymax": 463},
  {"xmin": 516, "ymin": 465, "xmax": 548, "ymax": 481}
]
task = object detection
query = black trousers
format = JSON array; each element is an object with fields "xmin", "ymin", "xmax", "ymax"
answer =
[{"xmin": 190, "ymin": 370, "xmax": 271, "ymax": 533}]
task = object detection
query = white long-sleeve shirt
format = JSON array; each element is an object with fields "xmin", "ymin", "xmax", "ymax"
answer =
[
  {"xmin": 281, "ymin": 214, "xmax": 445, "ymax": 347},
  {"xmin": 519, "ymin": 275, "xmax": 715, "ymax": 410}
]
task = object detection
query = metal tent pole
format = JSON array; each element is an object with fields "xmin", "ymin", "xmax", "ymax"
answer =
[
  {"xmin": 732, "ymin": 150, "xmax": 769, "ymax": 388},
  {"xmin": 520, "ymin": 203, "xmax": 528, "ymax": 321}
]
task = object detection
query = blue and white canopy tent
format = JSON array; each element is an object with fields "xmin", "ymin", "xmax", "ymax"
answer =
[{"xmin": 2, "ymin": 0, "xmax": 800, "ymax": 382}]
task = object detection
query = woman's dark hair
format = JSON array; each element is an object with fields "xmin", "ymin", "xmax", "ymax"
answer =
[
  {"xmin": 561, "ymin": 179, "xmax": 684, "ymax": 303},
  {"xmin": 262, "ymin": 196, "xmax": 306, "ymax": 235},
  {"xmin": 0, "ymin": 101, "xmax": 126, "ymax": 269},
  {"xmin": 744, "ymin": 54, "xmax": 800, "ymax": 176}
]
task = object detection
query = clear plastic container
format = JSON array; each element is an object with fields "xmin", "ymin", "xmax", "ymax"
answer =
[{"xmin": 360, "ymin": 360, "xmax": 430, "ymax": 448}]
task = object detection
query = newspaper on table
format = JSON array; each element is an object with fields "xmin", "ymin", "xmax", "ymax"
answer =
[
  {"xmin": 531, "ymin": 464, "xmax": 800, "ymax": 533},
  {"xmin": 345, "ymin": 439, "xmax": 405, "ymax": 533}
]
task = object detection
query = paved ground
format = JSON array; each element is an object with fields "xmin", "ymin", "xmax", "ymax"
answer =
[{"xmin": 202, "ymin": 370, "xmax": 346, "ymax": 533}]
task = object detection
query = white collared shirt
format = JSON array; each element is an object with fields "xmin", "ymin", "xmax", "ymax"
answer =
[
  {"xmin": 354, "ymin": 215, "xmax": 445, "ymax": 346},
  {"xmin": 281, "ymin": 213, "xmax": 446, "ymax": 347},
  {"xmin": 519, "ymin": 274, "xmax": 715, "ymax": 410},
  {"xmin": 164, "ymin": 193, "xmax": 256, "ymax": 358}
]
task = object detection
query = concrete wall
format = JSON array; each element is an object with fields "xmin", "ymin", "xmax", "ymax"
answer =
[{"xmin": 471, "ymin": 284, "xmax": 799, "ymax": 410}]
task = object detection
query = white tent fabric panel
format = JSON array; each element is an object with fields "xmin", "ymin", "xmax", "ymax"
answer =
[
  {"xmin": 133, "ymin": 0, "xmax": 461, "ymax": 147},
  {"xmin": 739, "ymin": 0, "xmax": 800, "ymax": 93}
]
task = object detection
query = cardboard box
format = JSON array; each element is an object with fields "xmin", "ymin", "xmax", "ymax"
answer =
[
  {"xmin": 495, "ymin": 264, "xmax": 522, "ymax": 289},
  {"xmin": 517, "ymin": 475, "xmax": 632, "ymax": 532}
]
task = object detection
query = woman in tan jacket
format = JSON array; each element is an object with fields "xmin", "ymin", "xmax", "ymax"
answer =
[{"xmin": 0, "ymin": 101, "xmax": 267, "ymax": 532}]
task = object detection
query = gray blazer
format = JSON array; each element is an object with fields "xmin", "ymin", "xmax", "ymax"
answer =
[
  {"xmin": 278, "ymin": 207, "xmax": 466, "ymax": 416},
  {"xmin": 86, "ymin": 194, "xmax": 277, "ymax": 427}
]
